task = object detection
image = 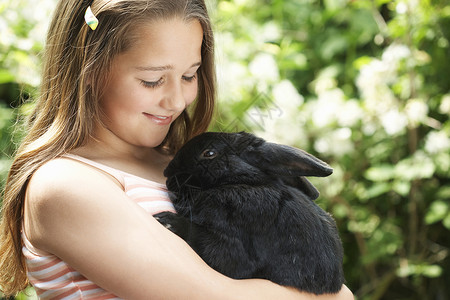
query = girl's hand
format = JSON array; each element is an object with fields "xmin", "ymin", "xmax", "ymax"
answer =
[{"xmin": 231, "ymin": 279, "xmax": 353, "ymax": 300}]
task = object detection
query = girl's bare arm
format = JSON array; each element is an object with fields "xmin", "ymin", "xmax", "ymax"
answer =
[{"xmin": 24, "ymin": 157, "xmax": 352, "ymax": 300}]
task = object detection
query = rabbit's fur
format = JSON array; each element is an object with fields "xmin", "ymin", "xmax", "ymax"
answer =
[{"xmin": 154, "ymin": 131, "xmax": 344, "ymax": 294}]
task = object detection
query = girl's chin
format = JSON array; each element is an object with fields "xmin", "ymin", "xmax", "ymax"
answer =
[{"xmin": 144, "ymin": 129, "xmax": 171, "ymax": 148}]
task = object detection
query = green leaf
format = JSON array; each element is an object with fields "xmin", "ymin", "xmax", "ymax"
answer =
[
  {"xmin": 392, "ymin": 180, "xmax": 411, "ymax": 196},
  {"xmin": 365, "ymin": 182, "xmax": 392, "ymax": 198},
  {"xmin": 332, "ymin": 203, "xmax": 349, "ymax": 219},
  {"xmin": 353, "ymin": 56, "xmax": 373, "ymax": 70},
  {"xmin": 394, "ymin": 152, "xmax": 435, "ymax": 181},
  {"xmin": 364, "ymin": 164, "xmax": 395, "ymax": 181},
  {"xmin": 375, "ymin": 0, "xmax": 392, "ymax": 6},
  {"xmin": 422, "ymin": 265, "xmax": 443, "ymax": 278},
  {"xmin": 434, "ymin": 152, "xmax": 450, "ymax": 175},
  {"xmin": 397, "ymin": 263, "xmax": 443, "ymax": 278},
  {"xmin": 324, "ymin": 0, "xmax": 346, "ymax": 12},
  {"xmin": 397, "ymin": 264, "xmax": 415, "ymax": 277},
  {"xmin": 425, "ymin": 200, "xmax": 449, "ymax": 225},
  {"xmin": 443, "ymin": 214, "xmax": 450, "ymax": 230},
  {"xmin": 436, "ymin": 186, "xmax": 450, "ymax": 200},
  {"xmin": 0, "ymin": 70, "xmax": 15, "ymax": 84},
  {"xmin": 320, "ymin": 35, "xmax": 348, "ymax": 61}
]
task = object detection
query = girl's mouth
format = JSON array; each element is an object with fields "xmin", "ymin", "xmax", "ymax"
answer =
[{"xmin": 143, "ymin": 113, "xmax": 173, "ymax": 125}]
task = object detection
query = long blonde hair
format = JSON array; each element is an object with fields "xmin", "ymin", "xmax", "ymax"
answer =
[{"xmin": 0, "ymin": 0, "xmax": 215, "ymax": 295}]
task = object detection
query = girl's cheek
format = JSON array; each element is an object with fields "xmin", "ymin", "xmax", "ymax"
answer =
[{"xmin": 187, "ymin": 86, "xmax": 199, "ymax": 106}]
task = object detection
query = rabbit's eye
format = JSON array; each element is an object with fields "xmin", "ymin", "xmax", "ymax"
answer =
[{"xmin": 201, "ymin": 149, "xmax": 217, "ymax": 159}]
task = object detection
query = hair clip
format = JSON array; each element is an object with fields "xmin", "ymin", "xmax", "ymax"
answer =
[{"xmin": 84, "ymin": 6, "xmax": 99, "ymax": 30}]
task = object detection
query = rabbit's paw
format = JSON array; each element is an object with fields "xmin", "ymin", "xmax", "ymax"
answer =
[
  {"xmin": 153, "ymin": 211, "xmax": 195, "ymax": 241},
  {"xmin": 154, "ymin": 212, "xmax": 178, "ymax": 231}
]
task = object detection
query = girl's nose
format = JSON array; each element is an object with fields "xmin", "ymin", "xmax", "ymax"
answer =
[{"xmin": 161, "ymin": 80, "xmax": 186, "ymax": 112}]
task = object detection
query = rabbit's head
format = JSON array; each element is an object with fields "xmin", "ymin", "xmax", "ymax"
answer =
[{"xmin": 164, "ymin": 132, "xmax": 333, "ymax": 200}]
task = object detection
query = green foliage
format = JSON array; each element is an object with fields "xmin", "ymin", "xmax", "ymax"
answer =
[
  {"xmin": 0, "ymin": 0, "xmax": 45, "ymax": 190},
  {"xmin": 1, "ymin": 0, "xmax": 449, "ymax": 299},
  {"xmin": 0, "ymin": 103, "xmax": 16, "ymax": 184},
  {"xmin": 210, "ymin": 0, "xmax": 450, "ymax": 299}
]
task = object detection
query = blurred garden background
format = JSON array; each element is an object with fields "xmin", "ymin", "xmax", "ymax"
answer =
[{"xmin": 1, "ymin": 0, "xmax": 449, "ymax": 299}]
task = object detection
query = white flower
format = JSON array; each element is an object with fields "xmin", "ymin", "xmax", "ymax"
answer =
[
  {"xmin": 272, "ymin": 80, "xmax": 304, "ymax": 111},
  {"xmin": 16, "ymin": 38, "xmax": 34, "ymax": 51},
  {"xmin": 357, "ymin": 44, "xmax": 413, "ymax": 117},
  {"xmin": 251, "ymin": 81, "xmax": 307, "ymax": 147},
  {"xmin": 380, "ymin": 108, "xmax": 408, "ymax": 135},
  {"xmin": 310, "ymin": 88, "xmax": 346, "ymax": 128},
  {"xmin": 357, "ymin": 59, "xmax": 397, "ymax": 113},
  {"xmin": 0, "ymin": 19, "xmax": 15, "ymax": 46},
  {"xmin": 314, "ymin": 77, "xmax": 337, "ymax": 94},
  {"xmin": 382, "ymin": 44, "xmax": 411, "ymax": 65},
  {"xmin": 439, "ymin": 94, "xmax": 450, "ymax": 115},
  {"xmin": 249, "ymin": 53, "xmax": 280, "ymax": 82},
  {"xmin": 217, "ymin": 61, "xmax": 250, "ymax": 102},
  {"xmin": 260, "ymin": 22, "xmax": 281, "ymax": 43},
  {"xmin": 362, "ymin": 121, "xmax": 378, "ymax": 136},
  {"xmin": 395, "ymin": 0, "xmax": 419, "ymax": 15},
  {"xmin": 405, "ymin": 98, "xmax": 428, "ymax": 126},
  {"xmin": 357, "ymin": 59, "xmax": 395, "ymax": 88},
  {"xmin": 312, "ymin": 66, "xmax": 339, "ymax": 94},
  {"xmin": 253, "ymin": 119, "xmax": 308, "ymax": 149},
  {"xmin": 424, "ymin": 131, "xmax": 450, "ymax": 154},
  {"xmin": 337, "ymin": 99, "xmax": 364, "ymax": 127},
  {"xmin": 396, "ymin": 2, "xmax": 408, "ymax": 14},
  {"xmin": 314, "ymin": 127, "xmax": 354, "ymax": 157},
  {"xmin": 396, "ymin": 2, "xmax": 408, "ymax": 13}
]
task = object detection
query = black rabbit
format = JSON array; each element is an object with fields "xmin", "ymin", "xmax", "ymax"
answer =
[{"xmin": 154, "ymin": 131, "xmax": 344, "ymax": 294}]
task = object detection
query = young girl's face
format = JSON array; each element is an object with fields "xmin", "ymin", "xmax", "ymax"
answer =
[{"xmin": 98, "ymin": 18, "xmax": 203, "ymax": 149}]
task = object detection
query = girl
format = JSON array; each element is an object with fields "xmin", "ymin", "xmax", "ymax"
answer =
[{"xmin": 0, "ymin": 0, "xmax": 353, "ymax": 299}]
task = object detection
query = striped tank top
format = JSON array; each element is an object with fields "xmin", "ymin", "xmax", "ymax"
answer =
[{"xmin": 22, "ymin": 154, "xmax": 176, "ymax": 299}]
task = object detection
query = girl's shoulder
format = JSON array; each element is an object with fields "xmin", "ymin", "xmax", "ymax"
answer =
[
  {"xmin": 24, "ymin": 154, "xmax": 173, "ymax": 253},
  {"xmin": 28, "ymin": 155, "xmax": 124, "ymax": 197},
  {"xmin": 24, "ymin": 156, "xmax": 128, "ymax": 251}
]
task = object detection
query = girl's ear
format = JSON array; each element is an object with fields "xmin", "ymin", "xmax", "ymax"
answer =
[{"xmin": 243, "ymin": 142, "xmax": 333, "ymax": 178}]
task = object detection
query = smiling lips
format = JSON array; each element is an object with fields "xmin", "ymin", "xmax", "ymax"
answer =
[{"xmin": 143, "ymin": 113, "xmax": 173, "ymax": 125}]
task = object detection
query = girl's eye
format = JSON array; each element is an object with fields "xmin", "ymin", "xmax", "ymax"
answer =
[
  {"xmin": 140, "ymin": 78, "xmax": 164, "ymax": 88},
  {"xmin": 182, "ymin": 74, "xmax": 197, "ymax": 83}
]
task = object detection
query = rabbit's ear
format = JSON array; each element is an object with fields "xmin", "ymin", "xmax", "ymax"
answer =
[
  {"xmin": 243, "ymin": 142, "xmax": 333, "ymax": 178},
  {"xmin": 282, "ymin": 176, "xmax": 321, "ymax": 200}
]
